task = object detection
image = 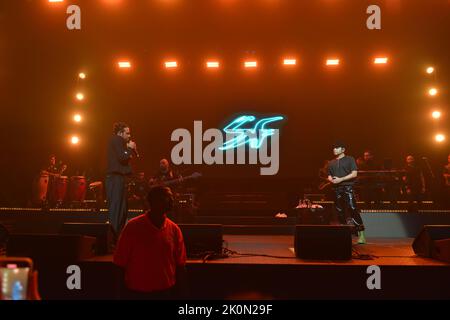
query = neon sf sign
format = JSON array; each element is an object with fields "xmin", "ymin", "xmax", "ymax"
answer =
[{"xmin": 170, "ymin": 115, "xmax": 284, "ymax": 175}]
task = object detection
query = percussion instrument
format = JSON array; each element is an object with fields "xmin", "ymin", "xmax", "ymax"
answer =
[
  {"xmin": 32, "ymin": 174, "xmax": 49, "ymax": 204},
  {"xmin": 69, "ymin": 176, "xmax": 87, "ymax": 202},
  {"xmin": 54, "ymin": 176, "xmax": 68, "ymax": 202}
]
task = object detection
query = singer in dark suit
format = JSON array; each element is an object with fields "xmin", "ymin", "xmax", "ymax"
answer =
[{"xmin": 106, "ymin": 122, "xmax": 138, "ymax": 236}]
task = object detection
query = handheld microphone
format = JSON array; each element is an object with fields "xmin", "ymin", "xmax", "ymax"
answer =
[{"xmin": 131, "ymin": 141, "xmax": 139, "ymax": 158}]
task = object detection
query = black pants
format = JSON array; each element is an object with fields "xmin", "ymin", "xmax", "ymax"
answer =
[
  {"xmin": 334, "ymin": 185, "xmax": 365, "ymax": 231},
  {"xmin": 106, "ymin": 174, "xmax": 128, "ymax": 236}
]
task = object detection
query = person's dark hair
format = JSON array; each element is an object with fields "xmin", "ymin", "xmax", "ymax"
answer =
[
  {"xmin": 147, "ymin": 186, "xmax": 171, "ymax": 208},
  {"xmin": 113, "ymin": 122, "xmax": 129, "ymax": 135},
  {"xmin": 332, "ymin": 140, "xmax": 346, "ymax": 149}
]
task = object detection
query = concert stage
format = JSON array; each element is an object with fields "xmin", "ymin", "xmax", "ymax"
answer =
[
  {"xmin": 17, "ymin": 235, "xmax": 450, "ymax": 300},
  {"xmin": 1, "ymin": 207, "xmax": 450, "ymax": 299}
]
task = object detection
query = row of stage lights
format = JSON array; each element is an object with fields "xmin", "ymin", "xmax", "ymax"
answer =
[
  {"xmin": 113, "ymin": 58, "xmax": 441, "ymax": 99},
  {"xmin": 113, "ymin": 58, "xmax": 442, "ymax": 98},
  {"xmin": 68, "ymin": 64, "xmax": 445, "ymax": 145},
  {"xmin": 424, "ymin": 67, "xmax": 446, "ymax": 144},
  {"xmin": 114, "ymin": 57, "xmax": 392, "ymax": 70},
  {"xmin": 69, "ymin": 73, "xmax": 87, "ymax": 145}
]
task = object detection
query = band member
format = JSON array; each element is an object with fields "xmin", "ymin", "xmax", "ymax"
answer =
[
  {"xmin": 358, "ymin": 150, "xmax": 382, "ymax": 206},
  {"xmin": 41, "ymin": 155, "xmax": 67, "ymax": 176},
  {"xmin": 154, "ymin": 159, "xmax": 181, "ymax": 181},
  {"xmin": 444, "ymin": 154, "xmax": 450, "ymax": 187},
  {"xmin": 106, "ymin": 122, "xmax": 137, "ymax": 237},
  {"xmin": 149, "ymin": 159, "xmax": 184, "ymax": 191},
  {"xmin": 41, "ymin": 155, "xmax": 67, "ymax": 206},
  {"xmin": 128, "ymin": 172, "xmax": 149, "ymax": 209},
  {"xmin": 327, "ymin": 141, "xmax": 366, "ymax": 244},
  {"xmin": 402, "ymin": 155, "xmax": 426, "ymax": 211},
  {"xmin": 443, "ymin": 154, "xmax": 450, "ymax": 205}
]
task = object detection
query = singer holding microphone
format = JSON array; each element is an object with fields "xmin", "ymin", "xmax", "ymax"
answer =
[{"xmin": 106, "ymin": 122, "xmax": 138, "ymax": 237}]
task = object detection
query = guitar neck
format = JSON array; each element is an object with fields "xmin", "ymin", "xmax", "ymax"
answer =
[{"xmin": 162, "ymin": 175, "xmax": 193, "ymax": 186}]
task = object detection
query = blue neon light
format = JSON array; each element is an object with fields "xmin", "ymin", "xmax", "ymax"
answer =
[{"xmin": 219, "ymin": 115, "xmax": 284, "ymax": 151}]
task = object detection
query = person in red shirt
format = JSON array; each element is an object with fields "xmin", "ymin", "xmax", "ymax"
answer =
[{"xmin": 113, "ymin": 186, "xmax": 187, "ymax": 299}]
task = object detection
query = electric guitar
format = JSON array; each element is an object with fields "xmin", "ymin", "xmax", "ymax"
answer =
[
  {"xmin": 318, "ymin": 181, "xmax": 331, "ymax": 191},
  {"xmin": 148, "ymin": 172, "xmax": 202, "ymax": 189}
]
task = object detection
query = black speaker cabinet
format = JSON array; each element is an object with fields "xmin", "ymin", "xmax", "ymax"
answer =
[
  {"xmin": 178, "ymin": 224, "xmax": 223, "ymax": 258},
  {"xmin": 7, "ymin": 234, "xmax": 96, "ymax": 263},
  {"xmin": 59, "ymin": 223, "xmax": 115, "ymax": 255},
  {"xmin": 295, "ymin": 225, "xmax": 352, "ymax": 260},
  {"xmin": 412, "ymin": 225, "xmax": 450, "ymax": 262}
]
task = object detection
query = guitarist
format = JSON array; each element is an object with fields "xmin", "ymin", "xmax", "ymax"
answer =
[{"xmin": 150, "ymin": 159, "xmax": 183, "ymax": 191}]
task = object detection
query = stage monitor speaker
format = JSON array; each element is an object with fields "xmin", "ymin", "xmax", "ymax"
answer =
[
  {"xmin": 295, "ymin": 225, "xmax": 352, "ymax": 260},
  {"xmin": 179, "ymin": 224, "xmax": 223, "ymax": 258},
  {"xmin": 59, "ymin": 223, "xmax": 115, "ymax": 255},
  {"xmin": 412, "ymin": 225, "xmax": 450, "ymax": 262},
  {"xmin": 7, "ymin": 234, "xmax": 96, "ymax": 264}
]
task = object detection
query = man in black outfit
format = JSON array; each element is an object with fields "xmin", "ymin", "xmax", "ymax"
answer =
[
  {"xmin": 402, "ymin": 155, "xmax": 426, "ymax": 212},
  {"xmin": 106, "ymin": 122, "xmax": 138, "ymax": 236},
  {"xmin": 358, "ymin": 150, "xmax": 383, "ymax": 206},
  {"xmin": 327, "ymin": 141, "xmax": 366, "ymax": 244}
]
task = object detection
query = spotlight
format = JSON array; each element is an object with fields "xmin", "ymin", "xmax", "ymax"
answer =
[
  {"xmin": 428, "ymin": 88, "xmax": 438, "ymax": 96},
  {"xmin": 374, "ymin": 57, "xmax": 388, "ymax": 64},
  {"xmin": 432, "ymin": 111, "xmax": 441, "ymax": 119},
  {"xmin": 244, "ymin": 61, "xmax": 257, "ymax": 68},
  {"xmin": 326, "ymin": 59, "xmax": 340, "ymax": 66},
  {"xmin": 78, "ymin": 72, "xmax": 86, "ymax": 79},
  {"xmin": 73, "ymin": 114, "xmax": 82, "ymax": 122},
  {"xmin": 206, "ymin": 61, "xmax": 220, "ymax": 69},
  {"xmin": 283, "ymin": 59, "xmax": 297, "ymax": 66},
  {"xmin": 76, "ymin": 93, "xmax": 84, "ymax": 101},
  {"xmin": 435, "ymin": 134, "xmax": 445, "ymax": 143},
  {"xmin": 48, "ymin": 0, "xmax": 64, "ymax": 2},
  {"xmin": 71, "ymin": 136, "xmax": 80, "ymax": 145},
  {"xmin": 426, "ymin": 67, "xmax": 434, "ymax": 74},
  {"xmin": 165, "ymin": 61, "xmax": 178, "ymax": 69},
  {"xmin": 118, "ymin": 61, "xmax": 131, "ymax": 69}
]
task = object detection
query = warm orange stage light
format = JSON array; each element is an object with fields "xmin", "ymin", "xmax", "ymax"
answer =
[
  {"xmin": 206, "ymin": 61, "xmax": 220, "ymax": 68},
  {"xmin": 165, "ymin": 61, "xmax": 178, "ymax": 69},
  {"xmin": 71, "ymin": 136, "xmax": 80, "ymax": 144},
  {"xmin": 374, "ymin": 57, "xmax": 388, "ymax": 64},
  {"xmin": 283, "ymin": 59, "xmax": 297, "ymax": 66},
  {"xmin": 118, "ymin": 61, "xmax": 131, "ymax": 68},
  {"xmin": 326, "ymin": 59, "xmax": 340, "ymax": 66},
  {"xmin": 244, "ymin": 61, "xmax": 257, "ymax": 68}
]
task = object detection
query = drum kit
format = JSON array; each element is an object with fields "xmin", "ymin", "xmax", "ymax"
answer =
[{"xmin": 32, "ymin": 174, "xmax": 88, "ymax": 207}]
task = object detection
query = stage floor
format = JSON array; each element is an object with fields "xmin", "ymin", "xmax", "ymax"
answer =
[{"xmin": 87, "ymin": 236, "xmax": 448, "ymax": 266}]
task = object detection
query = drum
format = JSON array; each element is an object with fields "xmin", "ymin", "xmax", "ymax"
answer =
[
  {"xmin": 89, "ymin": 181, "xmax": 104, "ymax": 201},
  {"xmin": 69, "ymin": 176, "xmax": 87, "ymax": 202},
  {"xmin": 54, "ymin": 176, "xmax": 68, "ymax": 202},
  {"xmin": 33, "ymin": 174, "xmax": 49, "ymax": 204}
]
